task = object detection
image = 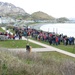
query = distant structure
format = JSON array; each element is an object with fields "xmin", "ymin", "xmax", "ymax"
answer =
[
  {"xmin": 0, "ymin": 16, "xmax": 1, "ymax": 23},
  {"xmin": 0, "ymin": 16, "xmax": 15, "ymax": 24}
]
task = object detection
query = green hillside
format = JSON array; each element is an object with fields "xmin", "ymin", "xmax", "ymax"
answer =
[{"xmin": 31, "ymin": 11, "xmax": 55, "ymax": 20}]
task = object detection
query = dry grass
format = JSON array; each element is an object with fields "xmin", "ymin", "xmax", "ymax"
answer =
[{"xmin": 0, "ymin": 48, "xmax": 75, "ymax": 75}]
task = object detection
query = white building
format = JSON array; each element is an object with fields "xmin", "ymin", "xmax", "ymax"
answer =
[{"xmin": 0, "ymin": 17, "xmax": 15, "ymax": 24}]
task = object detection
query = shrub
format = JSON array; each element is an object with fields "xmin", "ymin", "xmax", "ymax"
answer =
[{"xmin": 0, "ymin": 49, "xmax": 75, "ymax": 75}]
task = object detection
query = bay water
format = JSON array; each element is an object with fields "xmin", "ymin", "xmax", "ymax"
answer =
[{"xmin": 40, "ymin": 23, "xmax": 75, "ymax": 38}]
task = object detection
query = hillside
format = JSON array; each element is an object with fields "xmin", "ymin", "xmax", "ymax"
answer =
[
  {"xmin": 0, "ymin": 2, "xmax": 29, "ymax": 19},
  {"xmin": 56, "ymin": 17, "xmax": 69, "ymax": 23},
  {"xmin": 0, "ymin": 2, "xmax": 70, "ymax": 23},
  {"xmin": 31, "ymin": 11, "xmax": 55, "ymax": 20}
]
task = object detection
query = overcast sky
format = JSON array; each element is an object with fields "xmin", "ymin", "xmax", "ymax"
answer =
[{"xmin": 0, "ymin": 0, "xmax": 75, "ymax": 18}]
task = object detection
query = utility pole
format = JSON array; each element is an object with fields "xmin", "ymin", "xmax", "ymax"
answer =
[
  {"xmin": 48, "ymin": 28, "xmax": 49, "ymax": 32},
  {"xmin": 27, "ymin": 25, "xmax": 29, "ymax": 44},
  {"xmin": 56, "ymin": 28, "xmax": 57, "ymax": 34}
]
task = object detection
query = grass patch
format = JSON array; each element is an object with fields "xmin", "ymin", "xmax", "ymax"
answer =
[
  {"xmin": 0, "ymin": 40, "xmax": 43, "ymax": 48},
  {"xmin": 0, "ymin": 27, "xmax": 6, "ymax": 32},
  {"xmin": 52, "ymin": 44, "xmax": 75, "ymax": 53},
  {"xmin": 0, "ymin": 49, "xmax": 75, "ymax": 75},
  {"xmin": 31, "ymin": 38, "xmax": 75, "ymax": 53},
  {"xmin": 41, "ymin": 51, "xmax": 75, "ymax": 61}
]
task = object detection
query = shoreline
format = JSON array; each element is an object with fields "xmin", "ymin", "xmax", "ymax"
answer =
[
  {"xmin": 30, "ymin": 22, "xmax": 50, "ymax": 30},
  {"xmin": 30, "ymin": 23, "xmax": 75, "ymax": 38}
]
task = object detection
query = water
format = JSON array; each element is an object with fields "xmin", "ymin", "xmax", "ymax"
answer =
[{"xmin": 40, "ymin": 23, "xmax": 75, "ymax": 37}]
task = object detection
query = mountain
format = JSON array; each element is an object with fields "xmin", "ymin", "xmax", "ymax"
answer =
[
  {"xmin": 0, "ymin": 2, "xmax": 70, "ymax": 23},
  {"xmin": 69, "ymin": 18, "xmax": 75, "ymax": 23},
  {"xmin": 69, "ymin": 18, "xmax": 75, "ymax": 20},
  {"xmin": 31, "ymin": 11, "xmax": 55, "ymax": 20},
  {"xmin": 56, "ymin": 17, "xmax": 69, "ymax": 23},
  {"xmin": 0, "ymin": 2, "xmax": 29, "ymax": 19}
]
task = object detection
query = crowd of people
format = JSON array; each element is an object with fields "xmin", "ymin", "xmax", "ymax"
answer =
[
  {"xmin": 13, "ymin": 27, "xmax": 75, "ymax": 46},
  {"xmin": 0, "ymin": 27, "xmax": 74, "ymax": 46},
  {"xmin": 0, "ymin": 31, "xmax": 15, "ymax": 39}
]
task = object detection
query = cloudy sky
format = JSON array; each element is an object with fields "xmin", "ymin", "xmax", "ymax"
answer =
[{"xmin": 0, "ymin": 0, "xmax": 75, "ymax": 18}]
